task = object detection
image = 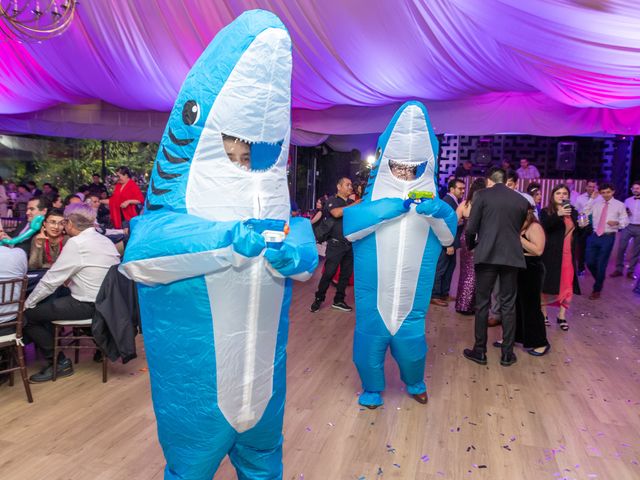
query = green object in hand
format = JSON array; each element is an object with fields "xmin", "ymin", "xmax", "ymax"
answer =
[
  {"xmin": 0, "ymin": 215, "xmax": 45, "ymax": 246},
  {"xmin": 408, "ymin": 191, "xmax": 434, "ymax": 200},
  {"xmin": 404, "ymin": 191, "xmax": 435, "ymax": 208}
]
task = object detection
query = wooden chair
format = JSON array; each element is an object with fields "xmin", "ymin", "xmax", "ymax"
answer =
[
  {"xmin": 0, "ymin": 276, "xmax": 33, "ymax": 403},
  {"xmin": 52, "ymin": 319, "xmax": 108, "ymax": 383}
]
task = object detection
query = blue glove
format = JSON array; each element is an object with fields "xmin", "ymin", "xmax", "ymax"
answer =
[
  {"xmin": 231, "ymin": 222, "xmax": 266, "ymax": 257},
  {"xmin": 415, "ymin": 198, "xmax": 453, "ymax": 219},
  {"xmin": 264, "ymin": 243, "xmax": 299, "ymax": 276}
]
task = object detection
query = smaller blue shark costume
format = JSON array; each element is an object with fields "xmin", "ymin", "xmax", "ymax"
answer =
[
  {"xmin": 120, "ymin": 10, "xmax": 317, "ymax": 480},
  {"xmin": 344, "ymin": 101, "xmax": 457, "ymax": 408}
]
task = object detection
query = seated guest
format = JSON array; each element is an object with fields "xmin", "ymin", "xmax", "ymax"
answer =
[
  {"xmin": 516, "ymin": 158, "xmax": 541, "ymax": 179},
  {"xmin": 64, "ymin": 194, "xmax": 83, "ymax": 206},
  {"xmin": 0, "ymin": 240, "xmax": 27, "ymax": 354},
  {"xmin": 10, "ymin": 196, "xmax": 52, "ymax": 256},
  {"xmin": 26, "ymin": 180, "xmax": 42, "ymax": 198},
  {"xmin": 51, "ymin": 194, "xmax": 63, "ymax": 209},
  {"xmin": 41, "ymin": 183, "xmax": 55, "ymax": 198},
  {"xmin": 28, "ymin": 209, "xmax": 68, "ymax": 270},
  {"xmin": 87, "ymin": 173, "xmax": 108, "ymax": 198},
  {"xmin": 23, "ymin": 203, "xmax": 121, "ymax": 383},
  {"xmin": 14, "ymin": 184, "xmax": 32, "ymax": 217}
]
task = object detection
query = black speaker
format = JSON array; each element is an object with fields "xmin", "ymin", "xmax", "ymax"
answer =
[
  {"xmin": 474, "ymin": 138, "xmax": 492, "ymax": 165},
  {"xmin": 556, "ymin": 142, "xmax": 577, "ymax": 171}
]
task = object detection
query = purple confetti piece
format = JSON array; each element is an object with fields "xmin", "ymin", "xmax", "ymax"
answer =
[
  {"xmin": 305, "ymin": 426, "xmax": 312, "ymax": 432},
  {"xmin": 393, "ymin": 463, "xmax": 401, "ymax": 468},
  {"xmin": 421, "ymin": 455, "xmax": 430, "ymax": 462}
]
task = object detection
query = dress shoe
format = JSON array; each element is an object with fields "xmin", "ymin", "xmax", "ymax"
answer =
[
  {"xmin": 500, "ymin": 352, "xmax": 517, "ymax": 367},
  {"xmin": 628, "ymin": 271, "xmax": 637, "ymax": 280},
  {"xmin": 29, "ymin": 358, "xmax": 73, "ymax": 383},
  {"xmin": 412, "ymin": 392, "xmax": 428, "ymax": 404},
  {"xmin": 463, "ymin": 348, "xmax": 487, "ymax": 365},
  {"xmin": 487, "ymin": 317, "xmax": 502, "ymax": 327},
  {"xmin": 492, "ymin": 341, "xmax": 503, "ymax": 348},
  {"xmin": 589, "ymin": 291, "xmax": 601, "ymax": 300},
  {"xmin": 527, "ymin": 344, "xmax": 551, "ymax": 356},
  {"xmin": 456, "ymin": 310, "xmax": 474, "ymax": 316},
  {"xmin": 430, "ymin": 298, "xmax": 448, "ymax": 307},
  {"xmin": 610, "ymin": 270, "xmax": 623, "ymax": 278}
]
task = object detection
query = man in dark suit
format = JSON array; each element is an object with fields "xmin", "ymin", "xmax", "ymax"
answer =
[
  {"xmin": 10, "ymin": 196, "xmax": 51, "ymax": 257},
  {"xmin": 463, "ymin": 168, "xmax": 528, "ymax": 366},
  {"xmin": 431, "ymin": 178, "xmax": 465, "ymax": 306}
]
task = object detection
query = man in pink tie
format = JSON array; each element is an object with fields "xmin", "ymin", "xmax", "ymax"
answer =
[{"xmin": 584, "ymin": 183, "xmax": 629, "ymax": 299}]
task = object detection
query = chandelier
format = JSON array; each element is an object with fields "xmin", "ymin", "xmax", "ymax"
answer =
[{"xmin": 0, "ymin": 0, "xmax": 78, "ymax": 42}]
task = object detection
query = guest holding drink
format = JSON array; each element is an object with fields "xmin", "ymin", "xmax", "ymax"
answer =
[{"xmin": 540, "ymin": 184, "xmax": 580, "ymax": 331}]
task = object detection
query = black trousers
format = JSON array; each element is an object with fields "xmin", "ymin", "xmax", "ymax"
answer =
[
  {"xmin": 24, "ymin": 294, "xmax": 95, "ymax": 362},
  {"xmin": 432, "ymin": 248, "xmax": 457, "ymax": 299},
  {"xmin": 315, "ymin": 239, "xmax": 353, "ymax": 303},
  {"xmin": 515, "ymin": 257, "xmax": 548, "ymax": 349},
  {"xmin": 474, "ymin": 264, "xmax": 519, "ymax": 355},
  {"xmin": 575, "ymin": 227, "xmax": 590, "ymax": 272}
]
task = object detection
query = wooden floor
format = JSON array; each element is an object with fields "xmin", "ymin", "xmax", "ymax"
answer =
[{"xmin": 1, "ymin": 266, "xmax": 639, "ymax": 480}]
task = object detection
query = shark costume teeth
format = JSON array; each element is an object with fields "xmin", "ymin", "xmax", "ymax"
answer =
[
  {"xmin": 344, "ymin": 101, "xmax": 458, "ymax": 408},
  {"xmin": 120, "ymin": 10, "xmax": 318, "ymax": 480}
]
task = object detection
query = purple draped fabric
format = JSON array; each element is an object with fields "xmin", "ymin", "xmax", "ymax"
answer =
[{"xmin": 0, "ymin": 0, "xmax": 639, "ymax": 143}]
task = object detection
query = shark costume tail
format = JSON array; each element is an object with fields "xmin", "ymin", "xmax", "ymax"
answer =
[
  {"xmin": 344, "ymin": 101, "xmax": 457, "ymax": 408},
  {"xmin": 120, "ymin": 10, "xmax": 318, "ymax": 480}
]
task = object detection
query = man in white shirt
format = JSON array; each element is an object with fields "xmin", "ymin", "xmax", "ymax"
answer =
[
  {"xmin": 584, "ymin": 183, "xmax": 629, "ymax": 299},
  {"xmin": 23, "ymin": 203, "xmax": 120, "ymax": 382},
  {"xmin": 573, "ymin": 179, "xmax": 601, "ymax": 275},
  {"xmin": 611, "ymin": 180, "xmax": 640, "ymax": 279},
  {"xmin": 516, "ymin": 158, "xmax": 540, "ymax": 180},
  {"xmin": 565, "ymin": 179, "xmax": 581, "ymax": 206},
  {"xmin": 0, "ymin": 237, "xmax": 28, "ymax": 325}
]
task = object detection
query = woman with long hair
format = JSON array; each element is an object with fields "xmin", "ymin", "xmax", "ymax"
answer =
[
  {"xmin": 455, "ymin": 178, "xmax": 487, "ymax": 315},
  {"xmin": 515, "ymin": 206, "xmax": 549, "ymax": 354},
  {"xmin": 540, "ymin": 184, "xmax": 581, "ymax": 331}
]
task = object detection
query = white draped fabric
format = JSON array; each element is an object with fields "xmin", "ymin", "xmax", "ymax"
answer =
[{"xmin": 0, "ymin": 1, "xmax": 639, "ymax": 145}]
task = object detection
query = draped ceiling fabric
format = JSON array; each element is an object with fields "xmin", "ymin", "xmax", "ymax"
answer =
[{"xmin": 1, "ymin": 0, "xmax": 639, "ymax": 153}]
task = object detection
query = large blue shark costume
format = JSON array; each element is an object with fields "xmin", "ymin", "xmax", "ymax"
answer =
[
  {"xmin": 119, "ymin": 11, "xmax": 317, "ymax": 480},
  {"xmin": 344, "ymin": 102, "xmax": 457, "ymax": 408}
]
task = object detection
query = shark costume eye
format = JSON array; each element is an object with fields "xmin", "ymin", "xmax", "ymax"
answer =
[{"xmin": 182, "ymin": 100, "xmax": 200, "ymax": 125}]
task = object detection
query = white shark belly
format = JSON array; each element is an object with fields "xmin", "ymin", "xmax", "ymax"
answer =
[
  {"xmin": 205, "ymin": 257, "xmax": 285, "ymax": 432},
  {"xmin": 375, "ymin": 209, "xmax": 429, "ymax": 335}
]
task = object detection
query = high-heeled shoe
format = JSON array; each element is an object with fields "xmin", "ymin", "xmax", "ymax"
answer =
[
  {"xmin": 528, "ymin": 344, "xmax": 551, "ymax": 356},
  {"xmin": 557, "ymin": 318, "xmax": 569, "ymax": 331}
]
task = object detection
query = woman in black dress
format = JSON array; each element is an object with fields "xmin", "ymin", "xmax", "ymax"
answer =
[
  {"xmin": 540, "ymin": 184, "xmax": 581, "ymax": 331},
  {"xmin": 515, "ymin": 206, "xmax": 550, "ymax": 355}
]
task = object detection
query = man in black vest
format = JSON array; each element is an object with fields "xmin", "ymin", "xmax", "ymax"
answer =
[{"xmin": 462, "ymin": 168, "xmax": 528, "ymax": 366}]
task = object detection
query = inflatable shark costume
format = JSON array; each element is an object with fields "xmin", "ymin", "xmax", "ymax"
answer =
[
  {"xmin": 344, "ymin": 102, "xmax": 457, "ymax": 408},
  {"xmin": 120, "ymin": 11, "xmax": 318, "ymax": 480}
]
